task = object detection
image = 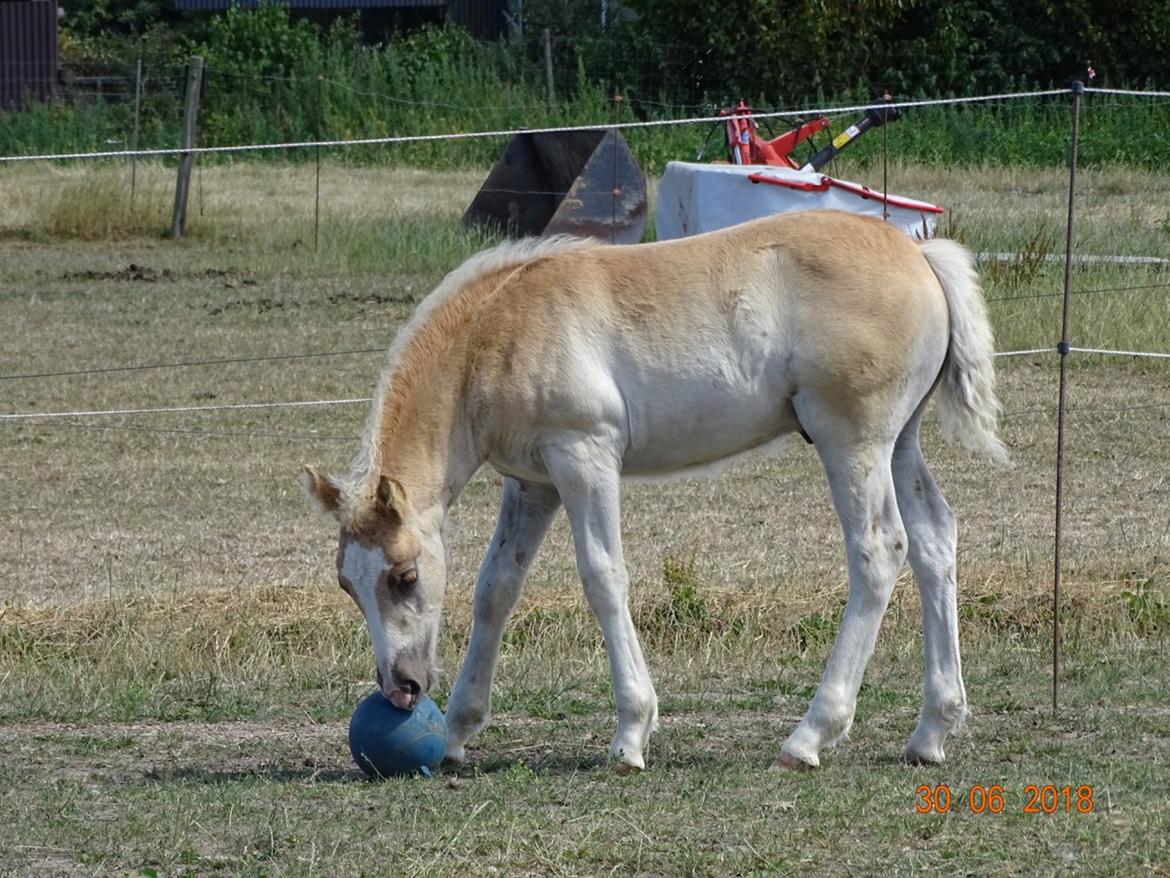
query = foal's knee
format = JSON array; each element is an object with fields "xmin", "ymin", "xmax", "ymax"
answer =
[
  {"xmin": 578, "ymin": 557, "xmax": 630, "ymax": 607},
  {"xmin": 472, "ymin": 562, "xmax": 526, "ymax": 627},
  {"xmin": 854, "ymin": 518, "xmax": 907, "ymax": 585}
]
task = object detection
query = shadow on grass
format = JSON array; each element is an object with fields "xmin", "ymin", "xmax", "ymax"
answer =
[
  {"xmin": 144, "ymin": 764, "xmax": 364, "ymax": 785},
  {"xmin": 454, "ymin": 750, "xmax": 609, "ymax": 776},
  {"xmin": 144, "ymin": 751, "xmax": 612, "ymax": 784},
  {"xmin": 446, "ymin": 744, "xmax": 783, "ymax": 777}
]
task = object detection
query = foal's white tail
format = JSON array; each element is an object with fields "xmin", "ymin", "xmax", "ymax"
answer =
[{"xmin": 920, "ymin": 239, "xmax": 1009, "ymax": 463}]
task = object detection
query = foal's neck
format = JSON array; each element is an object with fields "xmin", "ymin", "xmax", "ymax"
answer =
[{"xmin": 375, "ymin": 356, "xmax": 480, "ymax": 518}]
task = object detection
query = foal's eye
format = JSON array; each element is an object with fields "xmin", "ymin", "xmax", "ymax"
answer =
[{"xmin": 386, "ymin": 565, "xmax": 418, "ymax": 591}]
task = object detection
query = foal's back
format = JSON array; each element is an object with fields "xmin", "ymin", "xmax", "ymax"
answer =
[{"xmin": 464, "ymin": 211, "xmax": 950, "ymax": 474}]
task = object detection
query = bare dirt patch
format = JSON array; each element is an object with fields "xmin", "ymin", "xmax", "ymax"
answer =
[
  {"xmin": 2, "ymin": 719, "xmax": 355, "ymax": 785},
  {"xmin": 63, "ymin": 263, "xmax": 256, "ymax": 286}
]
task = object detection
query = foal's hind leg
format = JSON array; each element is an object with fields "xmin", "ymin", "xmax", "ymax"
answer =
[
  {"xmin": 444, "ymin": 478, "xmax": 561, "ymax": 763},
  {"xmin": 779, "ymin": 431, "xmax": 908, "ymax": 769},
  {"xmin": 893, "ymin": 422, "xmax": 967, "ymax": 764}
]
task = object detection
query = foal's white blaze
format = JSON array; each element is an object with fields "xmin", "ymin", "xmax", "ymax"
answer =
[{"xmin": 339, "ymin": 540, "xmax": 407, "ymax": 694}]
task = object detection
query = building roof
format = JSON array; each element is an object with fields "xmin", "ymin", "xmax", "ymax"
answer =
[{"xmin": 174, "ymin": 0, "xmax": 445, "ymax": 9}]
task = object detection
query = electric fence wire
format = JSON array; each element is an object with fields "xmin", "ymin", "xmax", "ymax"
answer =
[
  {"xmin": 986, "ymin": 280, "xmax": 1170, "ymax": 303},
  {"xmin": 1, "ymin": 345, "xmax": 1166, "ymax": 426},
  {"xmin": 0, "ymin": 348, "xmax": 386, "ymax": 382},
  {"xmin": 1, "ymin": 333, "xmax": 1161, "ymax": 385},
  {"xmin": 0, "ymin": 88, "xmax": 1072, "ymax": 164},
  {"xmin": 9, "ymin": 421, "xmax": 359, "ymax": 442},
  {"xmin": 6, "ymin": 396, "xmax": 1166, "ymax": 442},
  {"xmin": 0, "ymin": 398, "xmax": 370, "ymax": 421}
]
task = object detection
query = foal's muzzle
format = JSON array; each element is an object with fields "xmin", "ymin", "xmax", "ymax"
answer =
[{"xmin": 377, "ymin": 660, "xmax": 427, "ymax": 710}]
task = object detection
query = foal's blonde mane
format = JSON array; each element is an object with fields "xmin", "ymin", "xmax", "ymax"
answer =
[{"xmin": 336, "ymin": 234, "xmax": 600, "ymax": 519}]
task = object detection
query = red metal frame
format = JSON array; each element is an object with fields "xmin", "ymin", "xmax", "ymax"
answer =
[
  {"xmin": 722, "ymin": 100, "xmax": 830, "ymax": 168},
  {"xmin": 746, "ymin": 172, "xmax": 830, "ymax": 192},
  {"xmin": 747, "ymin": 171, "xmax": 945, "ymax": 213},
  {"xmin": 826, "ymin": 177, "xmax": 945, "ymax": 213}
]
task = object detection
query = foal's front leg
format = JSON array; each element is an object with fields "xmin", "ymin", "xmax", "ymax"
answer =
[
  {"xmin": 444, "ymin": 478, "xmax": 561, "ymax": 762},
  {"xmin": 545, "ymin": 442, "xmax": 658, "ymax": 771}
]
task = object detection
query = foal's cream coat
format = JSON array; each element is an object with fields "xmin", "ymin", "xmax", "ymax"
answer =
[{"xmin": 305, "ymin": 210, "xmax": 1004, "ymax": 770}]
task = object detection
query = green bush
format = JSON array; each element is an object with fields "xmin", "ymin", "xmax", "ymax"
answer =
[
  {"xmin": 4, "ymin": 6, "xmax": 1170, "ymax": 171},
  {"xmin": 197, "ymin": 4, "xmax": 318, "ymax": 76}
]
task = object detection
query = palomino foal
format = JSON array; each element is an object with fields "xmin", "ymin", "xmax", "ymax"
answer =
[{"xmin": 304, "ymin": 210, "xmax": 1005, "ymax": 771}]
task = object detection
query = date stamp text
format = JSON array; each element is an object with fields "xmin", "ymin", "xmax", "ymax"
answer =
[{"xmin": 915, "ymin": 784, "xmax": 1095, "ymax": 815}]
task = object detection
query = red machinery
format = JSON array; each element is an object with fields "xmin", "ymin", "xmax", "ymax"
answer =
[
  {"xmin": 718, "ymin": 99, "xmax": 900, "ymax": 171},
  {"xmin": 660, "ymin": 97, "xmax": 939, "ymax": 242},
  {"xmin": 722, "ymin": 99, "xmax": 828, "ymax": 167}
]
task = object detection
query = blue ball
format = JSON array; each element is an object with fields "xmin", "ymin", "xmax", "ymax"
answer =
[{"xmin": 348, "ymin": 692, "xmax": 448, "ymax": 779}]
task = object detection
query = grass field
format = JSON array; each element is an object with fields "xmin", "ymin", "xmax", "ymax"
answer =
[{"xmin": 1, "ymin": 161, "xmax": 1168, "ymax": 876}]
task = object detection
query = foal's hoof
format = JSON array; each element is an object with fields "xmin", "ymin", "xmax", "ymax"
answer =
[
  {"xmin": 441, "ymin": 743, "xmax": 467, "ymax": 767},
  {"xmin": 904, "ymin": 732, "xmax": 947, "ymax": 766},
  {"xmin": 772, "ymin": 750, "xmax": 817, "ymax": 771},
  {"xmin": 903, "ymin": 747, "xmax": 945, "ymax": 766},
  {"xmin": 614, "ymin": 761, "xmax": 643, "ymax": 777}
]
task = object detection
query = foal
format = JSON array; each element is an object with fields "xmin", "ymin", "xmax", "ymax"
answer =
[{"xmin": 304, "ymin": 210, "xmax": 1005, "ymax": 770}]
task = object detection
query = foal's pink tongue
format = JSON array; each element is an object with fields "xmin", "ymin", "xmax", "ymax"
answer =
[{"xmin": 388, "ymin": 689, "xmax": 414, "ymax": 710}]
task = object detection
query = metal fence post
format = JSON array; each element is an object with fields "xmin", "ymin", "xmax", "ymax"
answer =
[{"xmin": 1052, "ymin": 79, "xmax": 1084, "ymax": 714}]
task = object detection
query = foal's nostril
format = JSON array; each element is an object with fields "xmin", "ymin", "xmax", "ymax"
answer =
[{"xmin": 401, "ymin": 677, "xmax": 421, "ymax": 697}]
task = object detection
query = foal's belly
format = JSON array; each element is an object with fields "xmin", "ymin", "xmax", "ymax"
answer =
[{"xmin": 617, "ymin": 368, "xmax": 798, "ymax": 475}]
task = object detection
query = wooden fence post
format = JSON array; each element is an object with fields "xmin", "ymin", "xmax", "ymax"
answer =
[
  {"xmin": 170, "ymin": 55, "xmax": 203, "ymax": 240},
  {"xmin": 130, "ymin": 56, "xmax": 142, "ymax": 214},
  {"xmin": 542, "ymin": 29, "xmax": 554, "ymax": 108}
]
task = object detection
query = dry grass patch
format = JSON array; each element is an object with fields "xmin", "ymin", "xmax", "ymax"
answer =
[
  {"xmin": 2, "ymin": 569, "xmax": 1163, "ymax": 726},
  {"xmin": 0, "ymin": 160, "xmax": 485, "ymax": 242},
  {"xmin": 0, "ymin": 163, "xmax": 1167, "ymax": 626},
  {"xmin": 2, "ymin": 160, "xmax": 1169, "ymax": 878}
]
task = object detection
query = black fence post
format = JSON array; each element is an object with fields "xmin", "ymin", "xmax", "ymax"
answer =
[
  {"xmin": 610, "ymin": 92, "xmax": 622, "ymax": 244},
  {"xmin": 1052, "ymin": 79, "xmax": 1084, "ymax": 714}
]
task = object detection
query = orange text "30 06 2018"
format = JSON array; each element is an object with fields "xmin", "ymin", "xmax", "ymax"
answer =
[{"xmin": 915, "ymin": 784, "xmax": 1095, "ymax": 814}]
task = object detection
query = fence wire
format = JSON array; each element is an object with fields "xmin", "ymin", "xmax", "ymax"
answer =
[
  {"xmin": 0, "ymin": 88, "xmax": 1069, "ymax": 164},
  {"xmin": 0, "ymin": 347, "xmax": 385, "ymax": 382},
  {"xmin": 1, "ymin": 345, "xmax": 1165, "ymax": 430}
]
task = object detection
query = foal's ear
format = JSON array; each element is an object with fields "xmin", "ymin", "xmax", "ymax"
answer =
[
  {"xmin": 301, "ymin": 465, "xmax": 343, "ymax": 518},
  {"xmin": 375, "ymin": 475, "xmax": 409, "ymax": 519}
]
